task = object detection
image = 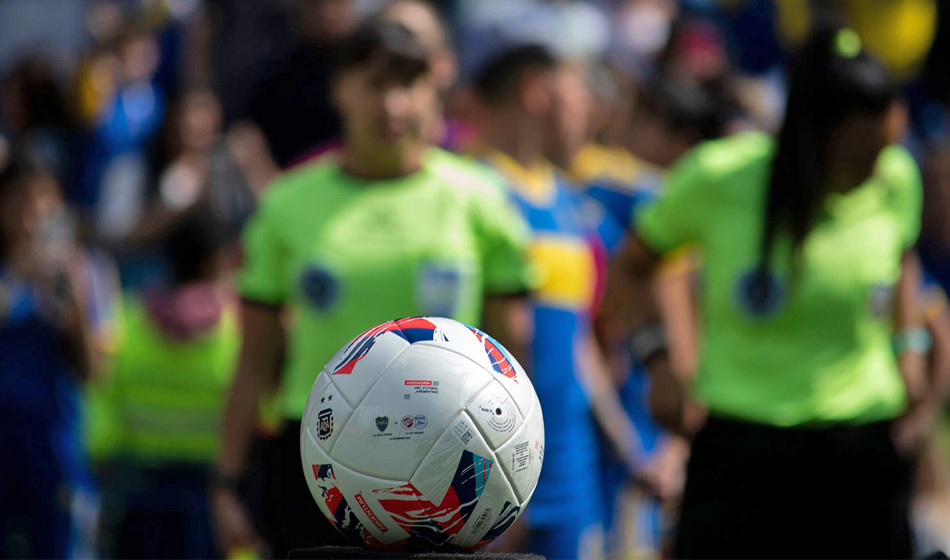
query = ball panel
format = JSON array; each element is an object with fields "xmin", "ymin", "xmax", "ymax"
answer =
[
  {"xmin": 371, "ymin": 413, "xmax": 494, "ymax": 550},
  {"xmin": 412, "ymin": 318, "xmax": 489, "ymax": 366},
  {"xmin": 324, "ymin": 326, "xmax": 412, "ymax": 407},
  {"xmin": 302, "ymin": 367, "xmax": 331, "ymax": 411},
  {"xmin": 409, "ymin": 411, "xmax": 494, "ymax": 499},
  {"xmin": 302, "ymin": 375, "xmax": 353, "ymax": 453},
  {"xmin": 328, "ymin": 462, "xmax": 416, "ymax": 546},
  {"xmin": 300, "ymin": 428, "xmax": 375, "ymax": 545},
  {"xmin": 302, "ymin": 432, "xmax": 414, "ymax": 546},
  {"xmin": 465, "ymin": 381, "xmax": 524, "ymax": 451},
  {"xmin": 410, "ymin": 412, "xmax": 523, "ymax": 548},
  {"xmin": 419, "ymin": 322, "xmax": 537, "ymax": 419},
  {"xmin": 492, "ymin": 411, "xmax": 545, "ymax": 504},
  {"xmin": 331, "ymin": 344, "xmax": 492, "ymax": 480},
  {"xmin": 391, "ymin": 317, "xmax": 452, "ymax": 343},
  {"xmin": 461, "ymin": 496, "xmax": 523, "ymax": 549},
  {"xmin": 489, "ymin": 354, "xmax": 537, "ymax": 420}
]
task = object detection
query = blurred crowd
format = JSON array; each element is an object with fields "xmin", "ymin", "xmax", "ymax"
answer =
[{"xmin": 2, "ymin": 0, "xmax": 950, "ymax": 558}]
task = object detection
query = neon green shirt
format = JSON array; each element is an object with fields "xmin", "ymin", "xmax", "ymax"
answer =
[
  {"xmin": 86, "ymin": 295, "xmax": 240, "ymax": 463},
  {"xmin": 636, "ymin": 132, "xmax": 923, "ymax": 426},
  {"xmin": 239, "ymin": 148, "xmax": 533, "ymax": 419}
]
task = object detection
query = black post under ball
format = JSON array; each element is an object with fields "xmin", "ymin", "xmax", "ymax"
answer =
[{"xmin": 287, "ymin": 547, "xmax": 545, "ymax": 560}]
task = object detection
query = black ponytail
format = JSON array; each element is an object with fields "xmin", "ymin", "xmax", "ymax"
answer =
[{"xmin": 759, "ymin": 27, "xmax": 897, "ymax": 273}]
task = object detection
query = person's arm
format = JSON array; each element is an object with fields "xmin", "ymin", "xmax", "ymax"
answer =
[
  {"xmin": 925, "ymin": 300, "xmax": 950, "ymax": 404},
  {"xmin": 47, "ymin": 253, "xmax": 98, "ymax": 382},
  {"xmin": 576, "ymin": 330, "xmax": 646, "ymax": 474},
  {"xmin": 211, "ymin": 180, "xmax": 289, "ymax": 554},
  {"xmin": 212, "ymin": 300, "xmax": 284, "ymax": 553},
  {"xmin": 891, "ymin": 251, "xmax": 932, "ymax": 454},
  {"xmin": 654, "ymin": 251, "xmax": 701, "ymax": 384}
]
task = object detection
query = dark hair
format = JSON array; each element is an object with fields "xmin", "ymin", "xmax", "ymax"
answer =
[
  {"xmin": 3, "ymin": 57, "xmax": 72, "ymax": 134},
  {"xmin": 0, "ymin": 155, "xmax": 46, "ymax": 260},
  {"xmin": 165, "ymin": 205, "xmax": 231, "ymax": 284},
  {"xmin": 642, "ymin": 75, "xmax": 725, "ymax": 141},
  {"xmin": 472, "ymin": 44, "xmax": 559, "ymax": 105},
  {"xmin": 379, "ymin": 0, "xmax": 452, "ymax": 50},
  {"xmin": 332, "ymin": 19, "xmax": 430, "ymax": 82},
  {"xmin": 760, "ymin": 27, "xmax": 896, "ymax": 272}
]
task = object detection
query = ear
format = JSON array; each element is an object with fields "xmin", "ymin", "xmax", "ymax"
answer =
[{"xmin": 519, "ymin": 70, "xmax": 551, "ymax": 116}]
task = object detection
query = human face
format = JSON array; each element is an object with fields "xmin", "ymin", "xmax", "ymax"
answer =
[
  {"xmin": 0, "ymin": 173, "xmax": 61, "ymax": 258},
  {"xmin": 179, "ymin": 90, "xmax": 222, "ymax": 154},
  {"xmin": 334, "ymin": 54, "xmax": 436, "ymax": 160},
  {"xmin": 543, "ymin": 64, "xmax": 592, "ymax": 169}
]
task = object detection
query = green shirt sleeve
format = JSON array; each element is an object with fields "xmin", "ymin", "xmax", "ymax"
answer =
[
  {"xmin": 468, "ymin": 176, "xmax": 535, "ymax": 295},
  {"xmin": 879, "ymin": 145, "xmax": 923, "ymax": 250},
  {"xmin": 238, "ymin": 191, "xmax": 290, "ymax": 305},
  {"xmin": 635, "ymin": 145, "xmax": 710, "ymax": 254}
]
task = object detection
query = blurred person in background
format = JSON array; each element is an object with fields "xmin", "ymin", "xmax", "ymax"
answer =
[
  {"xmin": 0, "ymin": 157, "xmax": 110, "ymax": 558},
  {"xmin": 86, "ymin": 206, "xmax": 239, "ymax": 559},
  {"xmin": 570, "ymin": 68, "xmax": 733, "ymax": 558},
  {"xmin": 625, "ymin": 74, "xmax": 727, "ymax": 170},
  {"xmin": 156, "ymin": 88, "xmax": 225, "ymax": 216},
  {"xmin": 123, "ymin": 88, "xmax": 276, "ymax": 247},
  {"xmin": 568, "ymin": 62, "xmax": 663, "ymax": 193},
  {"xmin": 246, "ymin": 0, "xmax": 360, "ymax": 167},
  {"xmin": 0, "ymin": 57, "xmax": 76, "ymax": 189},
  {"xmin": 604, "ymin": 27, "xmax": 937, "ymax": 557},
  {"xmin": 471, "ymin": 43, "xmax": 655, "ymax": 559},
  {"xmin": 213, "ymin": 21, "xmax": 534, "ymax": 558},
  {"xmin": 540, "ymin": 56, "xmax": 680, "ymax": 559},
  {"xmin": 79, "ymin": 22, "xmax": 165, "ymax": 245}
]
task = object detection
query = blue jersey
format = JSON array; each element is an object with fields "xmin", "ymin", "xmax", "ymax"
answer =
[
  {"xmin": 482, "ymin": 153, "xmax": 605, "ymax": 530},
  {"xmin": 0, "ymin": 254, "xmax": 112, "ymax": 558},
  {"xmin": 0, "ymin": 271, "xmax": 81, "ymax": 424}
]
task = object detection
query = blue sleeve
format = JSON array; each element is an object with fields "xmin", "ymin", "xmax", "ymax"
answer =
[
  {"xmin": 586, "ymin": 181, "xmax": 658, "ymax": 232},
  {"xmin": 577, "ymin": 195, "xmax": 626, "ymax": 256}
]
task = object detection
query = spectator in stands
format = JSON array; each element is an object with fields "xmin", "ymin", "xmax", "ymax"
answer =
[
  {"xmin": 0, "ymin": 157, "xmax": 106, "ymax": 558},
  {"xmin": 87, "ymin": 206, "xmax": 239, "ymax": 559}
]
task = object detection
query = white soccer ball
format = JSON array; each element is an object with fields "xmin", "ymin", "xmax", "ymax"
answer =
[{"xmin": 300, "ymin": 317, "xmax": 544, "ymax": 550}]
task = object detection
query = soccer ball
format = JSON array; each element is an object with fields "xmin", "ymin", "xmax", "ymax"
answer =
[{"xmin": 300, "ymin": 317, "xmax": 544, "ymax": 550}]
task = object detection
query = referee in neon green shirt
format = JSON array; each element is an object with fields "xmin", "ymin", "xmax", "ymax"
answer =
[
  {"xmin": 606, "ymin": 28, "xmax": 931, "ymax": 557},
  {"xmin": 210, "ymin": 21, "xmax": 533, "ymax": 557}
]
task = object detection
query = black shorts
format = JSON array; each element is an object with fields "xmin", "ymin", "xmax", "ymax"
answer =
[
  {"xmin": 261, "ymin": 421, "xmax": 349, "ymax": 559},
  {"xmin": 674, "ymin": 416, "xmax": 912, "ymax": 559}
]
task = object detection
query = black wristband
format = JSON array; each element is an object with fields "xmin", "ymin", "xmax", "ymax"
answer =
[
  {"xmin": 630, "ymin": 325, "xmax": 667, "ymax": 364},
  {"xmin": 209, "ymin": 469, "xmax": 241, "ymax": 493}
]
